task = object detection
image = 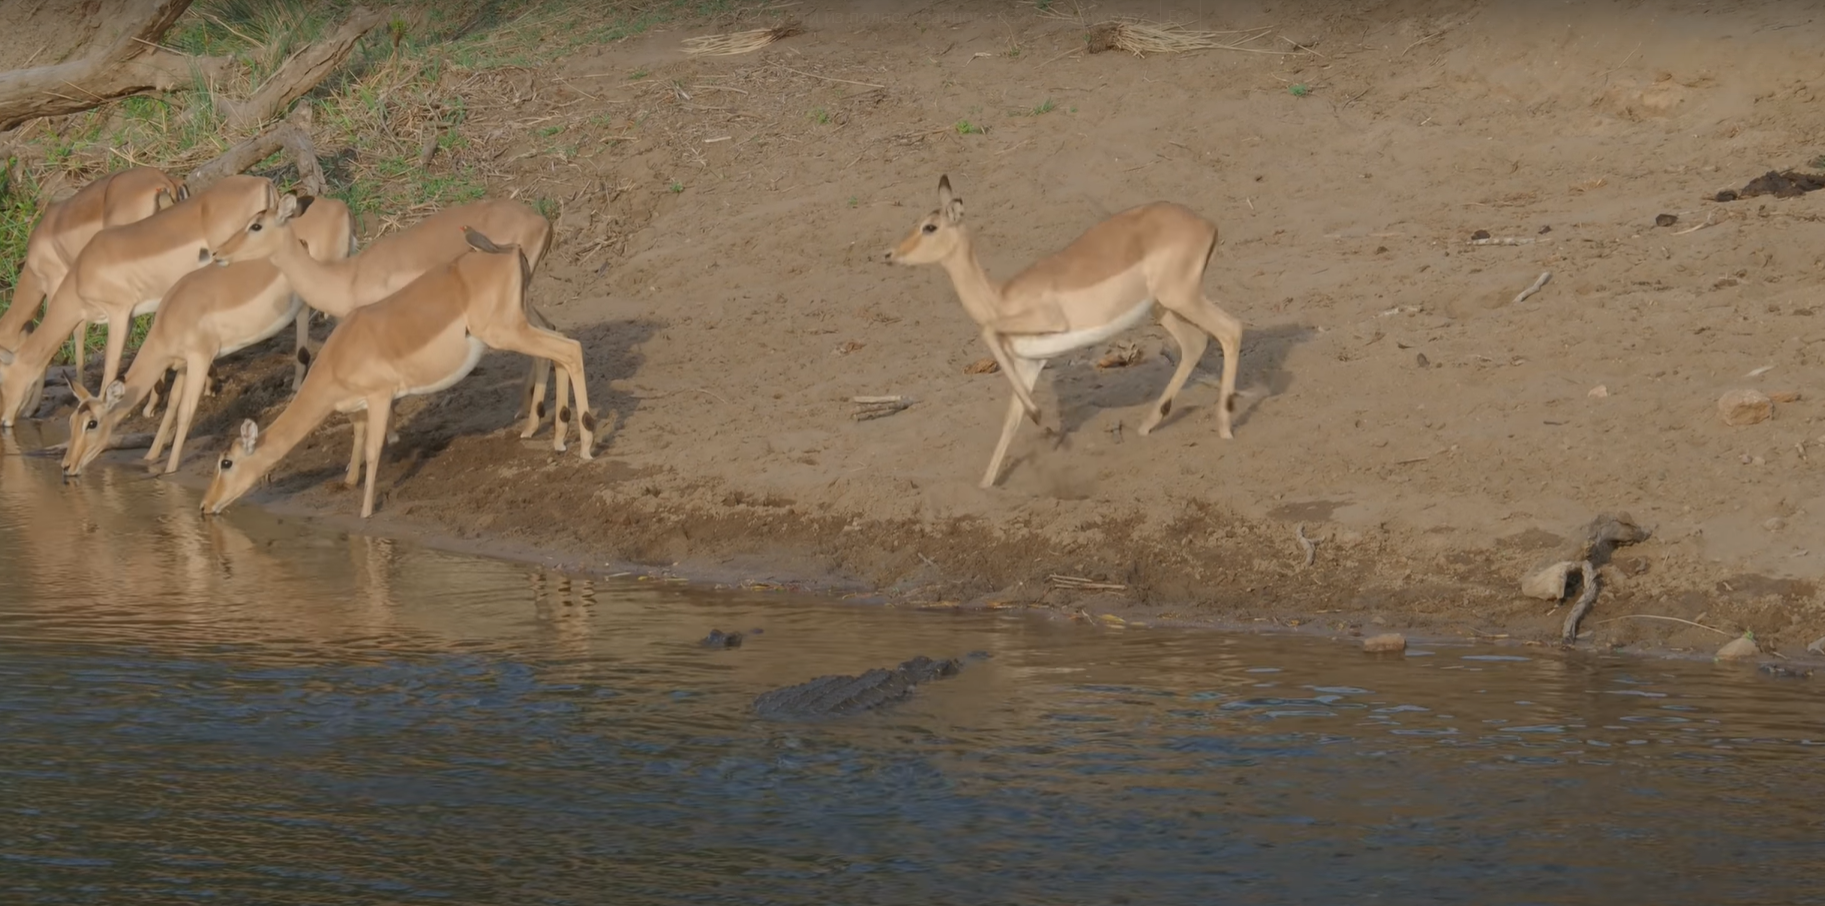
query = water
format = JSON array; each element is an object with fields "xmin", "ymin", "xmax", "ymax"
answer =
[{"xmin": 3, "ymin": 435, "xmax": 1823, "ymax": 905}]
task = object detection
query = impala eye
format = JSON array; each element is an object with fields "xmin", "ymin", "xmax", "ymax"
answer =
[
  {"xmin": 220, "ymin": 457, "xmax": 234, "ymax": 469},
  {"xmin": 250, "ymin": 222, "xmax": 263, "ymax": 232},
  {"xmin": 922, "ymin": 223, "xmax": 937, "ymax": 234},
  {"xmin": 85, "ymin": 418, "xmax": 97, "ymax": 430}
]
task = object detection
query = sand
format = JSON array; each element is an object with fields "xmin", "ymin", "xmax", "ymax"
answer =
[{"xmin": 18, "ymin": 0, "xmax": 1825, "ymax": 661}]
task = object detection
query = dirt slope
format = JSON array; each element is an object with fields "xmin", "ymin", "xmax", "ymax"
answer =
[{"xmin": 52, "ymin": 0, "xmax": 1825, "ymax": 660}]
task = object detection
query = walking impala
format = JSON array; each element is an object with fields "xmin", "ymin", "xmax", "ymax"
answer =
[
  {"xmin": 883, "ymin": 175, "xmax": 1244, "ymax": 488},
  {"xmin": 0, "ymin": 166, "xmax": 185, "ymax": 413},
  {"xmin": 201, "ymin": 221, "xmax": 595, "ymax": 520},
  {"xmin": 205, "ymin": 191, "xmax": 571, "ymax": 441},
  {"xmin": 61, "ymin": 194, "xmax": 354, "ymax": 479},
  {"xmin": 0, "ymin": 175, "xmax": 275, "ymax": 428}
]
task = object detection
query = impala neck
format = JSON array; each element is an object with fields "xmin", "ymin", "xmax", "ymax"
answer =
[
  {"xmin": 935, "ymin": 230, "xmax": 1006, "ymax": 327},
  {"xmin": 268, "ymin": 231, "xmax": 357, "ymax": 317},
  {"xmin": 240, "ymin": 386, "xmax": 338, "ymax": 481}
]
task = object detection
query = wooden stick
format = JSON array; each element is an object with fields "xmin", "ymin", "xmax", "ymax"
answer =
[{"xmin": 1511, "ymin": 270, "xmax": 1551, "ymax": 305}]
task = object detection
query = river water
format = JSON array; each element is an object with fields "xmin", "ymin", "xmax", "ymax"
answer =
[{"xmin": 3, "ymin": 433, "xmax": 1822, "ymax": 905}]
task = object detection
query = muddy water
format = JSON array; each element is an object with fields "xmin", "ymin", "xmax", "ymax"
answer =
[{"xmin": 3, "ymin": 442, "xmax": 1822, "ymax": 906}]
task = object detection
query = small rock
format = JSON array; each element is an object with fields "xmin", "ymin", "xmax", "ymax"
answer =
[
  {"xmin": 1655, "ymin": 213, "xmax": 1678, "ymax": 227},
  {"xmin": 1521, "ymin": 560, "xmax": 1579, "ymax": 601},
  {"xmin": 1362, "ymin": 632, "xmax": 1407, "ymax": 653},
  {"xmin": 1715, "ymin": 635, "xmax": 1760, "ymax": 660},
  {"xmin": 1718, "ymin": 388, "xmax": 1773, "ymax": 426},
  {"xmin": 1470, "ymin": 229, "xmax": 1491, "ymax": 241},
  {"xmin": 1770, "ymin": 390, "xmax": 1802, "ymax": 403},
  {"xmin": 1763, "ymin": 517, "xmax": 1787, "ymax": 532},
  {"xmin": 1415, "ymin": 352, "xmax": 1430, "ymax": 368},
  {"xmin": 1538, "ymin": 225, "xmax": 1552, "ymax": 234},
  {"xmin": 1588, "ymin": 384, "xmax": 1609, "ymax": 399},
  {"xmin": 1715, "ymin": 189, "xmax": 1739, "ymax": 202}
]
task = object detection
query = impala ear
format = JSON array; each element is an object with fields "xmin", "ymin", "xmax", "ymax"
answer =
[
  {"xmin": 276, "ymin": 193, "xmax": 301, "ymax": 224},
  {"xmin": 0, "ymin": 346, "xmax": 14, "ymax": 366},
  {"xmin": 238, "ymin": 418, "xmax": 259, "ymax": 454},
  {"xmin": 68, "ymin": 374, "xmax": 94, "ymax": 404},
  {"xmin": 936, "ymin": 174, "xmax": 963, "ymax": 224},
  {"xmin": 101, "ymin": 380, "xmax": 126, "ymax": 410},
  {"xmin": 175, "ymin": 181, "xmax": 190, "ymax": 202}
]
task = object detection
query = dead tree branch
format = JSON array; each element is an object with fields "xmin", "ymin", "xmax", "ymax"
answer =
[
  {"xmin": 0, "ymin": 0, "xmax": 234, "ymax": 131},
  {"xmin": 215, "ymin": 6, "xmax": 388, "ymax": 131}
]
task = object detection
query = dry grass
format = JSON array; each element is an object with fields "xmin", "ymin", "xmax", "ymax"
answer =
[
  {"xmin": 1084, "ymin": 20, "xmax": 1286, "ymax": 57},
  {"xmin": 681, "ymin": 22, "xmax": 803, "ymax": 56}
]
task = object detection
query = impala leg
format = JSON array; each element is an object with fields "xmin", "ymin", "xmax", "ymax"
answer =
[
  {"xmin": 70, "ymin": 320, "xmax": 86, "ymax": 379},
  {"xmin": 518, "ymin": 357, "xmax": 553, "ymax": 439},
  {"xmin": 518, "ymin": 302, "xmax": 558, "ymax": 439},
  {"xmin": 359, "ymin": 396, "xmax": 394, "ymax": 518},
  {"xmin": 981, "ymin": 356, "xmax": 1045, "ymax": 489},
  {"xmin": 346, "ymin": 413, "xmax": 366, "ymax": 488},
  {"xmin": 142, "ymin": 370, "xmax": 167, "ymax": 419},
  {"xmin": 1139, "ymin": 311, "xmax": 1209, "ymax": 437},
  {"xmin": 147, "ymin": 369, "xmax": 183, "ymax": 464},
  {"xmin": 980, "ymin": 326, "xmax": 1042, "ymax": 424},
  {"xmin": 548, "ymin": 361, "xmax": 573, "ymax": 453},
  {"xmin": 476, "ymin": 320, "xmax": 594, "ymax": 460},
  {"xmin": 163, "ymin": 361, "xmax": 211, "ymax": 474},
  {"xmin": 98, "ymin": 313, "xmax": 132, "ymax": 394},
  {"xmin": 1165, "ymin": 294, "xmax": 1244, "ymax": 439},
  {"xmin": 292, "ymin": 305, "xmax": 311, "ymax": 391}
]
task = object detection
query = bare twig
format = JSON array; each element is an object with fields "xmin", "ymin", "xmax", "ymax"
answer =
[
  {"xmin": 1511, "ymin": 271, "xmax": 1552, "ymax": 305},
  {"xmin": 1594, "ymin": 614, "xmax": 1734, "ymax": 637}
]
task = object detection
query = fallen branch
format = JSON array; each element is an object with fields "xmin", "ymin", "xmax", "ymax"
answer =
[
  {"xmin": 185, "ymin": 110, "xmax": 326, "ymax": 196},
  {"xmin": 852, "ymin": 395, "xmax": 913, "ymax": 421},
  {"xmin": 215, "ymin": 6, "xmax": 388, "ymax": 131},
  {"xmin": 1049, "ymin": 574, "xmax": 1128, "ymax": 591},
  {"xmin": 1511, "ymin": 270, "xmax": 1552, "ymax": 305},
  {"xmin": 0, "ymin": 0, "xmax": 234, "ymax": 131}
]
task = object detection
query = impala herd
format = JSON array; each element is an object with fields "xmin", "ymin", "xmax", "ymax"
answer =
[{"xmin": 2, "ymin": 164, "xmax": 1246, "ymax": 520}]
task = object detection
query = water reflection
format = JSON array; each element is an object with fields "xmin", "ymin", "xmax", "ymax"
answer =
[{"xmin": 3, "ymin": 440, "xmax": 1823, "ymax": 905}]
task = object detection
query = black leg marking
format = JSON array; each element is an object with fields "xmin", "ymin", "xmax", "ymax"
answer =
[
  {"xmin": 1159, "ymin": 399, "xmax": 1172, "ymax": 417},
  {"xmin": 1225, "ymin": 393, "xmax": 1237, "ymax": 414},
  {"xmin": 535, "ymin": 400, "xmax": 547, "ymax": 419},
  {"xmin": 297, "ymin": 347, "xmax": 312, "ymax": 367},
  {"xmin": 580, "ymin": 410, "xmax": 598, "ymax": 432},
  {"xmin": 558, "ymin": 406, "xmax": 571, "ymax": 424}
]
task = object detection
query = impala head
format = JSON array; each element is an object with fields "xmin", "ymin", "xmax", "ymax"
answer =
[
  {"xmin": 190, "ymin": 176, "xmax": 285, "ymax": 266},
  {"xmin": 884, "ymin": 174, "xmax": 967, "ymax": 266},
  {"xmin": 201, "ymin": 419, "xmax": 265, "ymax": 516},
  {"xmin": 61, "ymin": 379, "xmax": 133, "ymax": 479},
  {"xmin": 209, "ymin": 189, "xmax": 318, "ymax": 266}
]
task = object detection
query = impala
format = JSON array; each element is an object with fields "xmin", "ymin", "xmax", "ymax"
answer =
[
  {"xmin": 0, "ymin": 175, "xmax": 275, "ymax": 428},
  {"xmin": 202, "ymin": 221, "xmax": 595, "ymax": 519},
  {"xmin": 207, "ymin": 193, "xmax": 571, "ymax": 442},
  {"xmin": 61, "ymin": 194, "xmax": 354, "ymax": 479},
  {"xmin": 0, "ymin": 166, "xmax": 184, "ymax": 415},
  {"xmin": 884, "ymin": 175, "xmax": 1244, "ymax": 488}
]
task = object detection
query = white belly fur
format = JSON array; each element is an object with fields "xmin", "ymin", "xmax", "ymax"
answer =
[
  {"xmin": 130, "ymin": 297, "xmax": 162, "ymax": 318},
  {"xmin": 401, "ymin": 335, "xmax": 487, "ymax": 398},
  {"xmin": 1006, "ymin": 298, "xmax": 1154, "ymax": 360},
  {"xmin": 218, "ymin": 293, "xmax": 304, "ymax": 357}
]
